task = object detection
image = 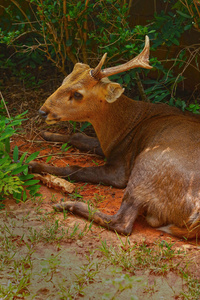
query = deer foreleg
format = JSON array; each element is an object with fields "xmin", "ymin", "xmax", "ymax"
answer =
[
  {"xmin": 41, "ymin": 131, "xmax": 104, "ymax": 156},
  {"xmin": 29, "ymin": 162, "xmax": 127, "ymax": 188}
]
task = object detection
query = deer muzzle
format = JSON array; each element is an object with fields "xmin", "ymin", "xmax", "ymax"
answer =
[{"xmin": 39, "ymin": 109, "xmax": 48, "ymax": 119}]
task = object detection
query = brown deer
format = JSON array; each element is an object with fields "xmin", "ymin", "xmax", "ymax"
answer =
[{"xmin": 30, "ymin": 36, "xmax": 200, "ymax": 239}]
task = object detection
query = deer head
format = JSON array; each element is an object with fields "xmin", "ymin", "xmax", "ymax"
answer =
[{"xmin": 39, "ymin": 36, "xmax": 152, "ymax": 125}]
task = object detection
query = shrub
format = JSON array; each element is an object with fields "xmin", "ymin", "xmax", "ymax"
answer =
[
  {"xmin": 0, "ymin": 0, "xmax": 199, "ymax": 108},
  {"xmin": 0, "ymin": 98, "xmax": 41, "ymax": 206}
]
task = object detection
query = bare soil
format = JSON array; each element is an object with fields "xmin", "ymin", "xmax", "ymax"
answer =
[{"xmin": 0, "ymin": 133, "xmax": 199, "ymax": 299}]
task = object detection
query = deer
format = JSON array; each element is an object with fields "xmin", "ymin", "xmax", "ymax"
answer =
[{"xmin": 30, "ymin": 36, "xmax": 200, "ymax": 239}]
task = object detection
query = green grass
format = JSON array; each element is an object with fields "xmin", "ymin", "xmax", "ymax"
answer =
[
  {"xmin": 98, "ymin": 238, "xmax": 184, "ymax": 275},
  {"xmin": 0, "ymin": 197, "xmax": 199, "ymax": 300}
]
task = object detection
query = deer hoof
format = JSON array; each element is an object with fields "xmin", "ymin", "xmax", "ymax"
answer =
[
  {"xmin": 53, "ymin": 201, "xmax": 74, "ymax": 212},
  {"xmin": 28, "ymin": 161, "xmax": 42, "ymax": 173}
]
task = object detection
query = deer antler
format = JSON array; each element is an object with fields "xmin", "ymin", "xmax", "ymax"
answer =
[{"xmin": 91, "ymin": 35, "xmax": 153, "ymax": 80}]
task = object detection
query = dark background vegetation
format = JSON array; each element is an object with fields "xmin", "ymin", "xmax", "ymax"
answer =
[
  {"xmin": 0, "ymin": 0, "xmax": 200, "ymax": 201},
  {"xmin": 0, "ymin": 0, "xmax": 200, "ymax": 107}
]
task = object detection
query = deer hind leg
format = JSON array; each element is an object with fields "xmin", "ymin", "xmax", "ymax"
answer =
[
  {"xmin": 41, "ymin": 131, "xmax": 104, "ymax": 156},
  {"xmin": 146, "ymin": 215, "xmax": 164, "ymax": 228},
  {"xmin": 53, "ymin": 197, "xmax": 139, "ymax": 235}
]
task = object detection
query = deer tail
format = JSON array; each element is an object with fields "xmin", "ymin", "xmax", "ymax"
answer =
[{"xmin": 159, "ymin": 215, "xmax": 200, "ymax": 239}]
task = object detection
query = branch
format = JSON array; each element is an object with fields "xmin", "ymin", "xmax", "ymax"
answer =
[
  {"xmin": 0, "ymin": 91, "xmax": 11, "ymax": 120},
  {"xmin": 135, "ymin": 72, "xmax": 150, "ymax": 102},
  {"xmin": 11, "ymin": 0, "xmax": 34, "ymax": 31},
  {"xmin": 63, "ymin": 0, "xmax": 77, "ymax": 65},
  {"xmin": 82, "ymin": 0, "xmax": 89, "ymax": 63}
]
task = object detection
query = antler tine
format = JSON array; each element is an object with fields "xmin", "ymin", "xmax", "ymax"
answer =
[
  {"xmin": 91, "ymin": 36, "xmax": 152, "ymax": 80},
  {"xmin": 91, "ymin": 53, "xmax": 107, "ymax": 80}
]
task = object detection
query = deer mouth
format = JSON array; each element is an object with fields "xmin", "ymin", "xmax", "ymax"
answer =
[
  {"xmin": 45, "ymin": 115, "xmax": 61, "ymax": 124},
  {"xmin": 39, "ymin": 109, "xmax": 61, "ymax": 124},
  {"xmin": 45, "ymin": 119, "xmax": 59, "ymax": 125}
]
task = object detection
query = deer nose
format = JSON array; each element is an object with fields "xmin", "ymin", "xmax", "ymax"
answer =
[{"xmin": 39, "ymin": 109, "xmax": 48, "ymax": 119}]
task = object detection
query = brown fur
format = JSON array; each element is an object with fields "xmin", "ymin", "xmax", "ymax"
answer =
[{"xmin": 30, "ymin": 62, "xmax": 200, "ymax": 239}]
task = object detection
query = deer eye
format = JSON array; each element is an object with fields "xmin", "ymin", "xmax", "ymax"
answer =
[{"xmin": 74, "ymin": 91, "xmax": 83, "ymax": 100}]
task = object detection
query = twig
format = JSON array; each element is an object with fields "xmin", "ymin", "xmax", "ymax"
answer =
[
  {"xmin": 63, "ymin": 0, "xmax": 77, "ymax": 65},
  {"xmin": 135, "ymin": 73, "xmax": 150, "ymax": 102},
  {"xmin": 18, "ymin": 150, "xmax": 101, "ymax": 159},
  {"xmin": 127, "ymin": 0, "xmax": 133, "ymax": 16},
  {"xmin": 26, "ymin": 139, "xmax": 63, "ymax": 144},
  {"xmin": 0, "ymin": 91, "xmax": 11, "ymax": 120},
  {"xmin": 11, "ymin": 0, "xmax": 34, "ymax": 31}
]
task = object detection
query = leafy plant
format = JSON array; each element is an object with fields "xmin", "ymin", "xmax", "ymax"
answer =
[
  {"xmin": 0, "ymin": 98, "xmax": 41, "ymax": 204},
  {"xmin": 61, "ymin": 143, "xmax": 71, "ymax": 152},
  {"xmin": 174, "ymin": 0, "xmax": 200, "ymax": 32},
  {"xmin": 0, "ymin": 0, "xmax": 156, "ymax": 96},
  {"xmin": 69, "ymin": 187, "xmax": 83, "ymax": 200},
  {"xmin": 144, "ymin": 0, "xmax": 200, "ymax": 106},
  {"xmin": 0, "ymin": 0, "xmax": 135, "ymax": 73},
  {"xmin": 186, "ymin": 100, "xmax": 200, "ymax": 114},
  {"xmin": 143, "ymin": 74, "xmax": 187, "ymax": 110},
  {"xmin": 0, "ymin": 0, "xmax": 199, "ymax": 107}
]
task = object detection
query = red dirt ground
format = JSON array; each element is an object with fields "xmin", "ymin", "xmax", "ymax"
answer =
[{"xmin": 10, "ymin": 134, "xmax": 200, "ymax": 248}]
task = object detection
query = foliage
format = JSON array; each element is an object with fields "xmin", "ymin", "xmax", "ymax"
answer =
[
  {"xmin": 0, "ymin": 0, "xmax": 139, "ymax": 73},
  {"xmin": 0, "ymin": 99, "xmax": 41, "ymax": 205},
  {"xmin": 174, "ymin": 0, "xmax": 200, "ymax": 32},
  {"xmin": 0, "ymin": 0, "xmax": 199, "ymax": 109},
  {"xmin": 186, "ymin": 100, "xmax": 200, "ymax": 113},
  {"xmin": 142, "ymin": 0, "xmax": 200, "ymax": 108}
]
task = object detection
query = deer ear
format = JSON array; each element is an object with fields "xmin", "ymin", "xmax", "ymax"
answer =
[{"xmin": 105, "ymin": 82, "xmax": 124, "ymax": 103}]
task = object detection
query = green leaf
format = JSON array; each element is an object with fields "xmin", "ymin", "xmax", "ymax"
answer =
[
  {"xmin": 13, "ymin": 190, "xmax": 22, "ymax": 201},
  {"xmin": 5, "ymin": 162, "xmax": 20, "ymax": 172},
  {"xmin": 46, "ymin": 155, "xmax": 52, "ymax": 163},
  {"xmin": 20, "ymin": 151, "xmax": 28, "ymax": 163},
  {"xmin": 11, "ymin": 165, "xmax": 28, "ymax": 175},
  {"xmin": 184, "ymin": 24, "xmax": 192, "ymax": 31},
  {"xmin": 172, "ymin": 38, "xmax": 179, "ymax": 46},
  {"xmin": 13, "ymin": 146, "xmax": 19, "ymax": 162},
  {"xmin": 23, "ymin": 167, "xmax": 28, "ymax": 176},
  {"xmin": 124, "ymin": 74, "xmax": 130, "ymax": 84},
  {"xmin": 61, "ymin": 143, "xmax": 71, "ymax": 151},
  {"xmin": 22, "ymin": 190, "xmax": 27, "ymax": 202},
  {"xmin": 176, "ymin": 10, "xmax": 192, "ymax": 19},
  {"xmin": 154, "ymin": 93, "xmax": 169, "ymax": 102},
  {"xmin": 0, "ymin": 129, "xmax": 14, "ymax": 141},
  {"xmin": 23, "ymin": 179, "xmax": 40, "ymax": 186},
  {"xmin": 80, "ymin": 122, "xmax": 90, "ymax": 132},
  {"xmin": 10, "ymin": 119, "xmax": 25, "ymax": 126},
  {"xmin": 19, "ymin": 174, "xmax": 34, "ymax": 181},
  {"xmin": 0, "ymin": 156, "xmax": 9, "ymax": 166},
  {"xmin": 25, "ymin": 151, "xmax": 39, "ymax": 164},
  {"xmin": 27, "ymin": 185, "xmax": 41, "ymax": 195},
  {"xmin": 5, "ymin": 138, "xmax": 10, "ymax": 153}
]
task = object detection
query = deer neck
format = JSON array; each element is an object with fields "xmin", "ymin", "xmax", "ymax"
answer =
[{"xmin": 91, "ymin": 95, "xmax": 150, "ymax": 157}]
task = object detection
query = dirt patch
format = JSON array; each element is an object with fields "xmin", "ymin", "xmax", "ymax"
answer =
[
  {"xmin": 11, "ymin": 135, "xmax": 200, "ymax": 245},
  {"xmin": 0, "ymin": 134, "xmax": 200, "ymax": 299}
]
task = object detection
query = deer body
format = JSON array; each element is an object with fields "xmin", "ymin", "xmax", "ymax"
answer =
[{"xmin": 30, "ymin": 37, "xmax": 200, "ymax": 238}]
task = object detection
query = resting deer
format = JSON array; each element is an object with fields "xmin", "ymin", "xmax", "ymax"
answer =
[{"xmin": 30, "ymin": 36, "xmax": 200, "ymax": 239}]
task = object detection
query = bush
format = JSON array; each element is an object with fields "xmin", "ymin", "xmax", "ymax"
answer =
[
  {"xmin": 0, "ymin": 98, "xmax": 41, "ymax": 206},
  {"xmin": 0, "ymin": 0, "xmax": 199, "ymax": 109},
  {"xmin": 0, "ymin": 1, "xmax": 147, "ymax": 72}
]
